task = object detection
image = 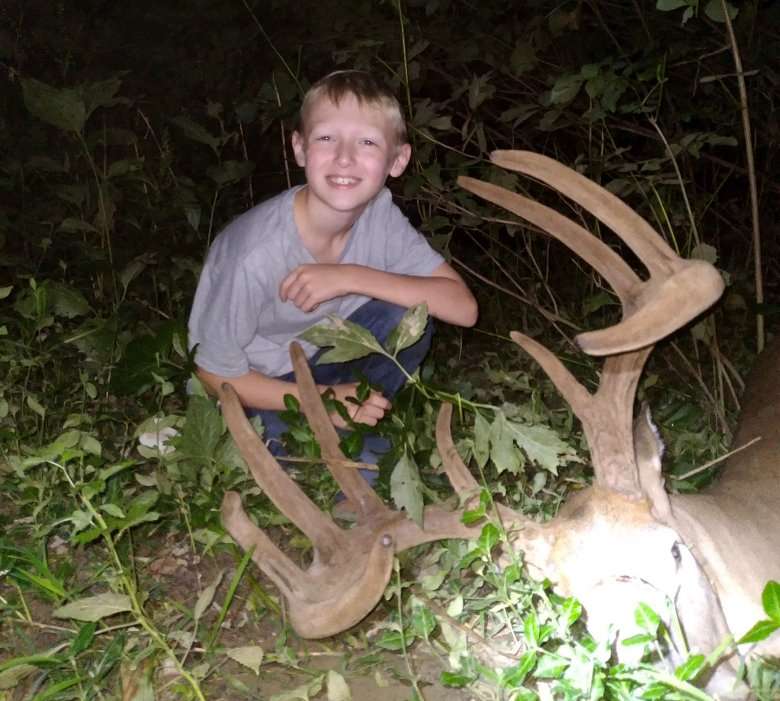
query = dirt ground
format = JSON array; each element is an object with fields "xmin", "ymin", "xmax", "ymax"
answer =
[{"xmin": 1, "ymin": 531, "xmax": 481, "ymax": 701}]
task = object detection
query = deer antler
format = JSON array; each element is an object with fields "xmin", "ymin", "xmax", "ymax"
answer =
[
  {"xmin": 220, "ymin": 150, "xmax": 724, "ymax": 639},
  {"xmin": 458, "ymin": 151, "xmax": 723, "ymax": 496},
  {"xmin": 220, "ymin": 343, "xmax": 476, "ymax": 638}
]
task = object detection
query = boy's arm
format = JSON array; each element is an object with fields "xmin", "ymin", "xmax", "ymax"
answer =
[
  {"xmin": 280, "ymin": 261, "xmax": 478, "ymax": 327},
  {"xmin": 196, "ymin": 366, "xmax": 390, "ymax": 427}
]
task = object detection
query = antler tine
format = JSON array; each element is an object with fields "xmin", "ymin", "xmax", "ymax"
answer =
[
  {"xmin": 289, "ymin": 342, "xmax": 389, "ymax": 521},
  {"xmin": 509, "ymin": 331, "xmax": 651, "ymax": 496},
  {"xmin": 435, "ymin": 403, "xmax": 482, "ymax": 499},
  {"xmin": 221, "ymin": 491, "xmax": 322, "ymax": 599},
  {"xmin": 457, "ymin": 175, "xmax": 640, "ymax": 301},
  {"xmin": 219, "ymin": 382, "xmax": 348, "ymax": 556},
  {"xmin": 459, "ymin": 151, "xmax": 724, "ymax": 356},
  {"xmin": 435, "ymin": 403, "xmax": 529, "ymax": 521},
  {"xmin": 491, "ymin": 150, "xmax": 678, "ymax": 276}
]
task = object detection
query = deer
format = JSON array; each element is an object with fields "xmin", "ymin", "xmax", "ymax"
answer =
[{"xmin": 217, "ymin": 151, "xmax": 779, "ymax": 699}]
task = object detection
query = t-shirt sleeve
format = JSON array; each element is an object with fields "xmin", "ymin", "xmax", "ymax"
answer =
[
  {"xmin": 380, "ymin": 195, "xmax": 445, "ymax": 276},
  {"xmin": 188, "ymin": 255, "xmax": 263, "ymax": 377}
]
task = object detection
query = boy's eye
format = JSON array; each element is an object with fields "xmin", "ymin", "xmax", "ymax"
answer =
[
  {"xmin": 315, "ymin": 135, "xmax": 331, "ymax": 142},
  {"xmin": 360, "ymin": 139, "xmax": 377, "ymax": 146}
]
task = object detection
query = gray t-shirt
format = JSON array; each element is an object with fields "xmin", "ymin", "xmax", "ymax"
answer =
[{"xmin": 188, "ymin": 186, "xmax": 444, "ymax": 378}]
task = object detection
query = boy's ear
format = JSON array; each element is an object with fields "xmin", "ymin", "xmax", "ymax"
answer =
[
  {"xmin": 291, "ymin": 131, "xmax": 306, "ymax": 167},
  {"xmin": 389, "ymin": 143, "xmax": 412, "ymax": 178}
]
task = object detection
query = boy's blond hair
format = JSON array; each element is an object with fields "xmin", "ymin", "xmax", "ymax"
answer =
[{"xmin": 299, "ymin": 70, "xmax": 408, "ymax": 146}]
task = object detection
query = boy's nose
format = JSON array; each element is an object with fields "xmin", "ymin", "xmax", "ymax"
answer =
[{"xmin": 335, "ymin": 143, "xmax": 355, "ymax": 165}]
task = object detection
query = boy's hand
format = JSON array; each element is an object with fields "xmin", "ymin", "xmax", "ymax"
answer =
[
  {"xmin": 329, "ymin": 382, "xmax": 390, "ymax": 428},
  {"xmin": 280, "ymin": 264, "xmax": 354, "ymax": 312}
]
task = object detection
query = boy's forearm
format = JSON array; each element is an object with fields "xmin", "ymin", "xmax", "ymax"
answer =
[
  {"xmin": 345, "ymin": 263, "xmax": 478, "ymax": 327},
  {"xmin": 196, "ymin": 366, "xmax": 308, "ymax": 411}
]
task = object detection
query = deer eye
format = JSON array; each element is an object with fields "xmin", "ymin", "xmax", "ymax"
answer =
[{"xmin": 671, "ymin": 541, "xmax": 682, "ymax": 564}]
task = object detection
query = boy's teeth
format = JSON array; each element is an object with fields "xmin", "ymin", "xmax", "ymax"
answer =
[{"xmin": 331, "ymin": 177, "xmax": 357, "ymax": 185}]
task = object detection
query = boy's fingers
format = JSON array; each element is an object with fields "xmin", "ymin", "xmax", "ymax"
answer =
[{"xmin": 366, "ymin": 391, "xmax": 391, "ymax": 410}]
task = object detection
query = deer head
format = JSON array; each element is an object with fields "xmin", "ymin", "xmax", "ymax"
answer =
[{"xmin": 219, "ymin": 151, "xmax": 740, "ymax": 693}]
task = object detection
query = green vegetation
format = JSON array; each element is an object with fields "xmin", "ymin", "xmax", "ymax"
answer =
[{"xmin": 1, "ymin": 0, "xmax": 779, "ymax": 699}]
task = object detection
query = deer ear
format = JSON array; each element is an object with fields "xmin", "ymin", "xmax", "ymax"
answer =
[{"xmin": 634, "ymin": 403, "xmax": 673, "ymax": 522}]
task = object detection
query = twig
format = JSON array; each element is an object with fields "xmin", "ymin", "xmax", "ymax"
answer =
[
  {"xmin": 272, "ymin": 73, "xmax": 292, "ymax": 190},
  {"xmin": 672, "ymin": 436, "xmax": 761, "ymax": 481},
  {"xmin": 720, "ymin": 0, "xmax": 764, "ymax": 353},
  {"xmin": 416, "ymin": 592, "xmax": 525, "ymax": 664},
  {"xmin": 648, "ymin": 118, "xmax": 701, "ymax": 249},
  {"xmin": 238, "ymin": 0, "xmax": 302, "ymax": 97},
  {"xmin": 276, "ymin": 455, "xmax": 379, "ymax": 471}
]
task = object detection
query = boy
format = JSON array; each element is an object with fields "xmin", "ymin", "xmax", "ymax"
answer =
[{"xmin": 188, "ymin": 70, "xmax": 477, "ymax": 479}]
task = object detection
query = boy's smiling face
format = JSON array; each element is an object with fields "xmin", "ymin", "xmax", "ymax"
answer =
[{"xmin": 291, "ymin": 93, "xmax": 411, "ymax": 222}]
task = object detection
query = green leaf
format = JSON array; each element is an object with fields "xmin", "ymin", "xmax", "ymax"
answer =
[
  {"xmin": 634, "ymin": 602, "xmax": 661, "ymax": 634},
  {"xmin": 194, "ymin": 570, "xmax": 224, "ymax": 622},
  {"xmin": 704, "ymin": 0, "xmax": 738, "ymax": 22},
  {"xmin": 410, "ymin": 605, "xmax": 436, "ymax": 639},
  {"xmin": 390, "ymin": 453, "xmax": 424, "ymax": 526},
  {"xmin": 26, "ymin": 395, "xmax": 46, "ymax": 418},
  {"xmin": 559, "ymin": 597, "xmax": 583, "ymax": 629},
  {"xmin": 375, "ymin": 629, "xmax": 406, "ymax": 651},
  {"xmin": 506, "ymin": 420, "xmax": 576, "ymax": 475},
  {"xmin": 21, "ymin": 77, "xmax": 86, "ymax": 133},
  {"xmin": 59, "ymin": 217, "xmax": 98, "ymax": 234},
  {"xmin": 0, "ymin": 286, "xmax": 12, "ymax": 300},
  {"xmin": 326, "ymin": 670, "xmax": 351, "ymax": 701},
  {"xmin": 80, "ymin": 434, "xmax": 102, "ymax": 457},
  {"xmin": 100, "ymin": 503, "xmax": 125, "ymax": 519},
  {"xmin": 524, "ymin": 612, "xmax": 540, "ymax": 646},
  {"xmin": 737, "ymin": 619, "xmax": 780, "ymax": 645},
  {"xmin": 489, "ymin": 411, "xmax": 521, "ymax": 475},
  {"xmin": 477, "ymin": 522, "xmax": 500, "ymax": 553},
  {"xmin": 500, "ymin": 651, "xmax": 536, "ymax": 688},
  {"xmin": 120, "ymin": 259, "xmax": 148, "ymax": 295},
  {"xmin": 440, "ymin": 671, "xmax": 477, "ymax": 688},
  {"xmin": 691, "ymin": 242, "xmax": 718, "ymax": 265},
  {"xmin": 510, "ymin": 41, "xmax": 537, "ymax": 76},
  {"xmin": 534, "ymin": 651, "xmax": 567, "ymax": 679},
  {"xmin": 462, "ymin": 488, "xmax": 490, "ymax": 524},
  {"xmin": 170, "ymin": 115, "xmax": 221, "ymax": 155},
  {"xmin": 207, "ymin": 160, "xmax": 255, "ymax": 187},
  {"xmin": 110, "ymin": 321, "xmax": 180, "ymax": 396},
  {"xmin": 299, "ymin": 316, "xmax": 385, "ymax": 363},
  {"xmin": 178, "ymin": 396, "xmax": 224, "ymax": 462},
  {"xmin": 549, "ymin": 73, "xmax": 584, "ymax": 105},
  {"xmin": 53, "ymin": 593, "xmax": 132, "ymax": 622},
  {"xmin": 69, "ymin": 622, "xmax": 97, "ymax": 656},
  {"xmin": 656, "ymin": 0, "xmax": 691, "ymax": 10},
  {"xmin": 269, "ymin": 675, "xmax": 324, "ymax": 701},
  {"xmin": 762, "ymin": 580, "xmax": 780, "ymax": 621},
  {"xmin": 675, "ymin": 654, "xmax": 706, "ymax": 681},
  {"xmin": 78, "ymin": 76, "xmax": 122, "ymax": 120},
  {"xmin": 386, "ymin": 303, "xmax": 428, "ymax": 356},
  {"xmin": 226, "ymin": 645, "xmax": 264, "ymax": 675},
  {"xmin": 0, "ymin": 662, "xmax": 38, "ymax": 690}
]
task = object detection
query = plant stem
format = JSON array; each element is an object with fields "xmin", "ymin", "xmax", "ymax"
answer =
[
  {"xmin": 395, "ymin": 0, "xmax": 415, "ymax": 154},
  {"xmin": 239, "ymin": 0, "xmax": 302, "ymax": 97},
  {"xmin": 393, "ymin": 559, "xmax": 426, "ymax": 701},
  {"xmin": 56, "ymin": 462, "xmax": 207, "ymax": 701},
  {"xmin": 720, "ymin": 0, "xmax": 764, "ymax": 353},
  {"xmin": 78, "ymin": 132, "xmax": 118, "ymax": 308}
]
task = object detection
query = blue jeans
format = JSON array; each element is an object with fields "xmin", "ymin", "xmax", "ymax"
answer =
[{"xmin": 247, "ymin": 300, "xmax": 433, "ymax": 483}]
